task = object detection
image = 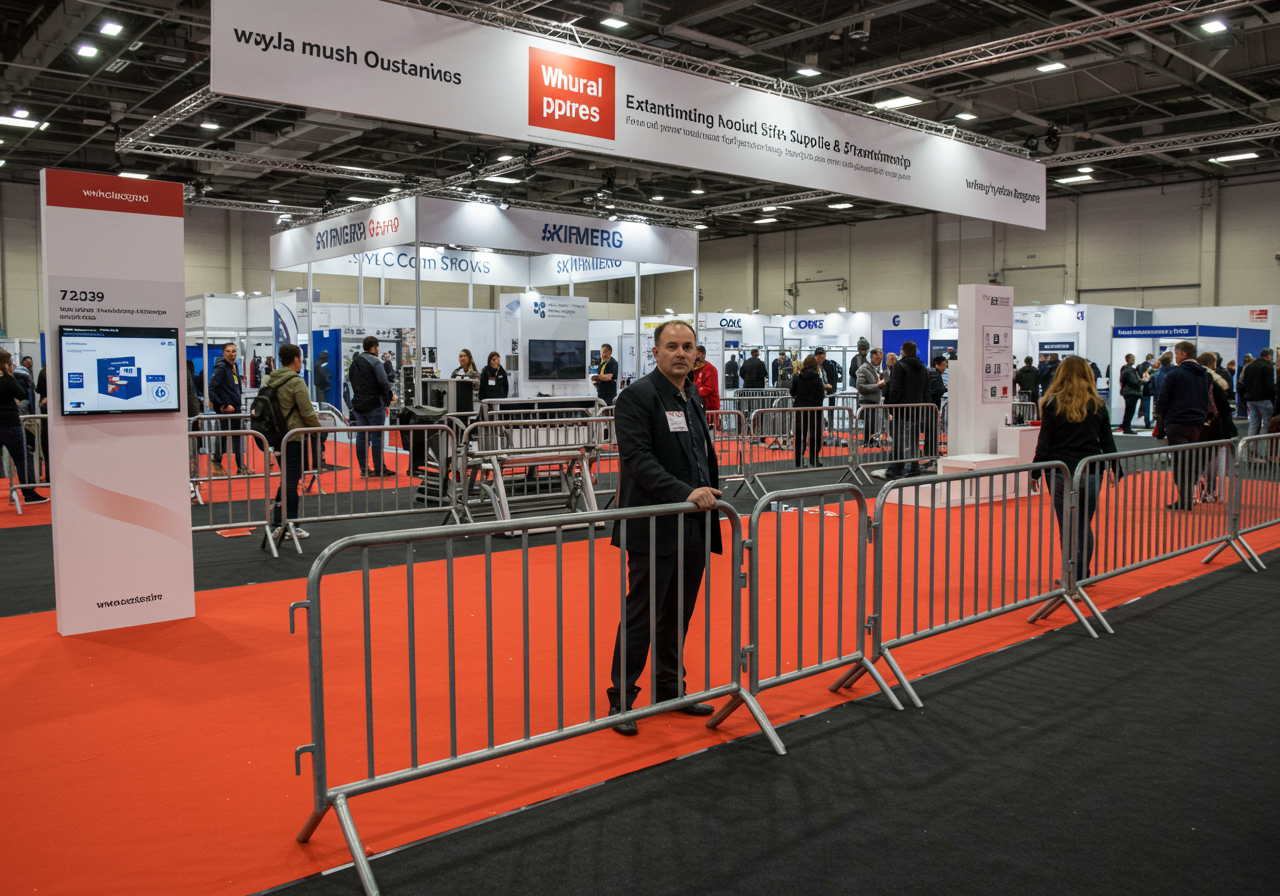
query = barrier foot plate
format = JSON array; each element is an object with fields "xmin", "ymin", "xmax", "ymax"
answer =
[
  {"xmin": 333, "ymin": 794, "xmax": 382, "ymax": 896},
  {"xmin": 735, "ymin": 688, "xmax": 787, "ymax": 756},
  {"xmin": 705, "ymin": 693, "xmax": 745, "ymax": 728},
  {"xmin": 1237, "ymin": 535, "xmax": 1266, "ymax": 570},
  {"xmin": 1028, "ymin": 594, "xmax": 1099, "ymax": 637},
  {"xmin": 859, "ymin": 655, "xmax": 906, "ymax": 711},
  {"xmin": 1073, "ymin": 586, "xmax": 1114, "ymax": 635},
  {"xmin": 1225, "ymin": 537, "xmax": 1261, "ymax": 572},
  {"xmin": 877, "ymin": 649, "xmax": 922, "ymax": 709},
  {"xmin": 295, "ymin": 806, "xmax": 329, "ymax": 843},
  {"xmin": 829, "ymin": 663, "xmax": 867, "ymax": 692},
  {"xmin": 1027, "ymin": 595, "xmax": 1062, "ymax": 624},
  {"xmin": 260, "ymin": 524, "xmax": 279, "ymax": 559}
]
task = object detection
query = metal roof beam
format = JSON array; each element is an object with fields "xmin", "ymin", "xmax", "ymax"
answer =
[{"xmin": 1047, "ymin": 121, "xmax": 1280, "ymax": 165}]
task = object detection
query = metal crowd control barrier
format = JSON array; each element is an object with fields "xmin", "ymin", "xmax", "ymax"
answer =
[
  {"xmin": 1011, "ymin": 400, "xmax": 1040, "ymax": 424},
  {"xmin": 189, "ymin": 412, "xmax": 262, "ymax": 476},
  {"xmin": 723, "ymin": 388, "xmax": 790, "ymax": 424},
  {"xmin": 187, "ymin": 429, "xmax": 279, "ymax": 557},
  {"xmin": 1029, "ymin": 440, "xmax": 1257, "ymax": 624},
  {"xmin": 1223, "ymin": 432, "xmax": 1280, "ymax": 567},
  {"xmin": 856, "ymin": 461, "xmax": 1108, "ymax": 708},
  {"xmin": 277, "ymin": 424, "xmax": 460, "ymax": 554},
  {"xmin": 459, "ymin": 417, "xmax": 600, "ymax": 523},
  {"xmin": 708, "ymin": 409, "xmax": 749, "ymax": 496},
  {"xmin": 4, "ymin": 414, "xmax": 50, "ymax": 513},
  {"xmin": 744, "ymin": 406, "xmax": 857, "ymax": 497},
  {"xmin": 851, "ymin": 402, "xmax": 941, "ymax": 484},
  {"xmin": 290, "ymin": 501, "xmax": 782, "ymax": 896},
  {"xmin": 731, "ymin": 485, "xmax": 904, "ymax": 722},
  {"xmin": 479, "ymin": 396, "xmax": 605, "ymax": 420}
]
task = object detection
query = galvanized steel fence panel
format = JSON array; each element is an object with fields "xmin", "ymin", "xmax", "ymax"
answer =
[
  {"xmin": 459, "ymin": 417, "xmax": 600, "ymax": 522},
  {"xmin": 744, "ymin": 406, "xmax": 857, "ymax": 497},
  {"xmin": 851, "ymin": 403, "xmax": 941, "ymax": 482},
  {"xmin": 188, "ymin": 429, "xmax": 278, "ymax": 555}
]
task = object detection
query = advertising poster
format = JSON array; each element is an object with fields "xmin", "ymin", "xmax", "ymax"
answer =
[{"xmin": 982, "ymin": 325, "xmax": 1013, "ymax": 403}]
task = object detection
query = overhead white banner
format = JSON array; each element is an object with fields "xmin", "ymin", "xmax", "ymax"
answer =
[
  {"xmin": 415, "ymin": 197, "xmax": 698, "ymax": 267},
  {"xmin": 284, "ymin": 245, "xmax": 531, "ymax": 285},
  {"xmin": 270, "ymin": 196, "xmax": 416, "ymax": 269},
  {"xmin": 530, "ymin": 255, "xmax": 687, "ymax": 285},
  {"xmin": 212, "ymin": 0, "xmax": 1045, "ymax": 229}
]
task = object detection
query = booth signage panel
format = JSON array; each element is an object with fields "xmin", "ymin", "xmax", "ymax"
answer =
[
  {"xmin": 529, "ymin": 255, "xmax": 687, "ymax": 286},
  {"xmin": 1112, "ymin": 326, "xmax": 1196, "ymax": 338},
  {"xmin": 297, "ymin": 246, "xmax": 529, "ymax": 286},
  {"xmin": 415, "ymin": 197, "xmax": 697, "ymax": 267},
  {"xmin": 270, "ymin": 196, "xmax": 416, "ymax": 269},
  {"xmin": 211, "ymin": 0, "xmax": 1046, "ymax": 229},
  {"xmin": 41, "ymin": 169, "xmax": 195, "ymax": 636}
]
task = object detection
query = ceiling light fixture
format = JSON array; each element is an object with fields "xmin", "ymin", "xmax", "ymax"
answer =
[
  {"xmin": 807, "ymin": 309, "xmax": 817, "ymax": 314},
  {"xmin": 99, "ymin": 22, "xmax": 124, "ymax": 37},
  {"xmin": 828, "ymin": 202, "xmax": 853, "ymax": 209},
  {"xmin": 267, "ymin": 199, "xmax": 281, "ymax": 204},
  {"xmin": 796, "ymin": 67, "xmax": 820, "ymax": 77},
  {"xmin": 1209, "ymin": 152, "xmax": 1258, "ymax": 163},
  {"xmin": 664, "ymin": 308, "xmax": 674, "ymax": 314},
  {"xmin": 77, "ymin": 45, "xmax": 98, "ymax": 58},
  {"xmin": 650, "ymin": 192, "xmax": 664, "ymax": 201},
  {"xmin": 1077, "ymin": 167, "xmax": 1094, "ymax": 173},
  {"xmin": 608, "ymin": 214, "xmax": 619, "ymax": 221},
  {"xmin": 1056, "ymin": 175, "xmax": 1094, "ymax": 184},
  {"xmin": 38, "ymin": 122, "xmax": 49, "ymax": 130},
  {"xmin": 498, "ymin": 199, "xmax": 510, "ymax": 210},
  {"xmin": 753, "ymin": 217, "xmax": 777, "ymax": 224},
  {"xmin": 601, "ymin": 17, "xmax": 626, "ymax": 28},
  {"xmin": 694, "ymin": 223, "xmax": 708, "ymax": 230},
  {"xmin": 691, "ymin": 180, "xmax": 705, "ymax": 194},
  {"xmin": 956, "ymin": 111, "xmax": 978, "ymax": 121},
  {"xmin": 13, "ymin": 108, "xmax": 29, "ymax": 119},
  {"xmin": 761, "ymin": 206, "xmax": 778, "ymax": 212},
  {"xmin": 1065, "ymin": 299, "xmax": 1076, "ymax": 305},
  {"xmin": 485, "ymin": 175, "xmax": 521, "ymax": 184},
  {"xmin": 346, "ymin": 196, "xmax": 367, "ymax": 202},
  {"xmin": 496, "ymin": 154, "xmax": 513, "ymax": 161},
  {"xmin": 948, "ymin": 304, "xmax": 958, "ymax": 309},
  {"xmin": 119, "ymin": 172, "xmax": 148, "ymax": 179},
  {"xmin": 1200, "ymin": 20, "xmax": 1228, "ymax": 33},
  {"xmin": 874, "ymin": 95, "xmax": 922, "ymax": 110},
  {"xmin": 1036, "ymin": 61, "xmax": 1067, "ymax": 72},
  {"xmin": 199, "ymin": 121, "xmax": 220, "ymax": 130},
  {"xmin": 838, "ymin": 306, "xmax": 847, "ymax": 313}
]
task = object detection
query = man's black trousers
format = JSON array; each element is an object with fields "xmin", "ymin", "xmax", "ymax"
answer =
[{"xmin": 608, "ymin": 528, "xmax": 706, "ymax": 711}]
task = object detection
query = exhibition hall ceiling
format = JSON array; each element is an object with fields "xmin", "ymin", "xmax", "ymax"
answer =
[{"xmin": 1, "ymin": 0, "xmax": 1278, "ymax": 238}]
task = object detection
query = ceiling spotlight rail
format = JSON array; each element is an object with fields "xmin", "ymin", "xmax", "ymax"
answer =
[
  {"xmin": 116, "ymin": 87, "xmax": 222, "ymax": 151},
  {"xmin": 120, "ymin": 141, "xmax": 417, "ymax": 183},
  {"xmin": 808, "ymin": 0, "xmax": 1258, "ymax": 99},
  {"xmin": 185, "ymin": 196, "xmax": 321, "ymax": 215},
  {"xmin": 703, "ymin": 191, "xmax": 844, "ymax": 216},
  {"xmin": 1047, "ymin": 121, "xmax": 1280, "ymax": 166}
]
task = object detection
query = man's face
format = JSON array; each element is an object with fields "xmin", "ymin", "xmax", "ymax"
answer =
[
  {"xmin": 870, "ymin": 352, "xmax": 882, "ymax": 366},
  {"xmin": 815, "ymin": 352, "xmax": 826, "ymax": 364},
  {"xmin": 600, "ymin": 346, "xmax": 612, "ymax": 362},
  {"xmin": 1175, "ymin": 350, "xmax": 1189, "ymax": 364},
  {"xmin": 21, "ymin": 358, "xmax": 32, "ymax": 372},
  {"xmin": 696, "ymin": 348, "xmax": 706, "ymax": 362},
  {"xmin": 653, "ymin": 324, "xmax": 696, "ymax": 381},
  {"xmin": 223, "ymin": 345, "xmax": 238, "ymax": 363},
  {"xmin": 937, "ymin": 360, "xmax": 948, "ymax": 373}
]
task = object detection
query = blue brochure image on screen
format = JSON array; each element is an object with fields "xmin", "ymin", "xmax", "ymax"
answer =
[{"xmin": 97, "ymin": 356, "xmax": 142, "ymax": 400}]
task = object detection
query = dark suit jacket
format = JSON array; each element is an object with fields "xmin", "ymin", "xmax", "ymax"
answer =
[{"xmin": 611, "ymin": 369, "xmax": 722, "ymax": 557}]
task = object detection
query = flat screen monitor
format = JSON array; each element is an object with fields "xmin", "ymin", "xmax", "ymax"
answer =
[
  {"xmin": 59, "ymin": 325, "xmax": 182, "ymax": 416},
  {"xmin": 527, "ymin": 339, "xmax": 587, "ymax": 380}
]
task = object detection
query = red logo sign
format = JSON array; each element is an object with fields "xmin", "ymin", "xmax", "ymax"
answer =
[
  {"xmin": 43, "ymin": 169, "xmax": 183, "ymax": 217},
  {"xmin": 528, "ymin": 47, "xmax": 614, "ymax": 141},
  {"xmin": 1249, "ymin": 309, "xmax": 1268, "ymax": 323}
]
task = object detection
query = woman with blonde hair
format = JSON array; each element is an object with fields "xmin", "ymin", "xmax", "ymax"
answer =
[{"xmin": 1031, "ymin": 354, "xmax": 1119, "ymax": 577}]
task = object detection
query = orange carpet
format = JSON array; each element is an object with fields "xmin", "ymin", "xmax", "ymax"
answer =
[{"xmin": 3, "ymin": 510, "xmax": 1277, "ymax": 896}]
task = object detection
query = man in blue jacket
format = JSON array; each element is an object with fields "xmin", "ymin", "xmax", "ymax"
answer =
[
  {"xmin": 207, "ymin": 342, "xmax": 250, "ymax": 476},
  {"xmin": 1155, "ymin": 341, "xmax": 1210, "ymax": 510}
]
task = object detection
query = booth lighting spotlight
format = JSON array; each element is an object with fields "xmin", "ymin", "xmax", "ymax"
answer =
[
  {"xmin": 796, "ymin": 67, "xmax": 820, "ymax": 77},
  {"xmin": 485, "ymin": 175, "xmax": 521, "ymax": 184},
  {"xmin": 874, "ymin": 95, "xmax": 922, "ymax": 110},
  {"xmin": 13, "ymin": 108, "xmax": 28, "ymax": 118},
  {"xmin": 838, "ymin": 306, "xmax": 847, "ymax": 313},
  {"xmin": 100, "ymin": 22, "xmax": 124, "ymax": 36},
  {"xmin": 1077, "ymin": 167, "xmax": 1094, "ymax": 174},
  {"xmin": 435, "ymin": 245, "xmax": 446, "ymax": 253},
  {"xmin": 694, "ymin": 223, "xmax": 708, "ymax": 230},
  {"xmin": 754, "ymin": 217, "xmax": 777, "ymax": 224},
  {"xmin": 235, "ymin": 291, "xmax": 245, "ymax": 297},
  {"xmin": 119, "ymin": 172, "xmax": 148, "ymax": 179},
  {"xmin": 1043, "ymin": 126, "xmax": 1061, "ymax": 153},
  {"xmin": 649, "ymin": 190, "xmax": 665, "ymax": 201},
  {"xmin": 1200, "ymin": 20, "xmax": 1228, "ymax": 33},
  {"xmin": 0, "ymin": 115, "xmax": 35, "ymax": 129},
  {"xmin": 955, "ymin": 111, "xmax": 978, "ymax": 121},
  {"xmin": 496, "ymin": 154, "xmax": 513, "ymax": 161},
  {"xmin": 1210, "ymin": 152, "xmax": 1258, "ymax": 163},
  {"xmin": 601, "ymin": 17, "xmax": 626, "ymax": 28},
  {"xmin": 1065, "ymin": 299, "xmax": 1076, "ymax": 305},
  {"xmin": 277, "ymin": 214, "xmax": 292, "ymax": 222},
  {"xmin": 200, "ymin": 121, "xmax": 220, "ymax": 130},
  {"xmin": 807, "ymin": 308, "xmax": 817, "ymax": 314},
  {"xmin": 346, "ymin": 196, "xmax": 368, "ymax": 202},
  {"xmin": 761, "ymin": 206, "xmax": 778, "ymax": 212},
  {"xmin": 664, "ymin": 308, "xmax": 674, "ymax": 314},
  {"xmin": 1036, "ymin": 61, "xmax": 1067, "ymax": 73},
  {"xmin": 77, "ymin": 44, "xmax": 98, "ymax": 57},
  {"xmin": 691, "ymin": 180, "xmax": 705, "ymax": 194},
  {"xmin": 948, "ymin": 303, "xmax": 958, "ymax": 309},
  {"xmin": 608, "ymin": 214, "xmax": 619, "ymax": 221},
  {"xmin": 1056, "ymin": 174, "xmax": 1093, "ymax": 184},
  {"xmin": 828, "ymin": 202, "xmax": 853, "ymax": 209},
  {"xmin": 252, "ymin": 291, "xmax": 262, "ymax": 296},
  {"xmin": 604, "ymin": 202, "xmax": 616, "ymax": 209},
  {"xmin": 389, "ymin": 187, "xmax": 402, "ymax": 193},
  {"xmin": 267, "ymin": 198, "xmax": 280, "ymax": 204},
  {"xmin": 498, "ymin": 199, "xmax": 510, "ymax": 210}
]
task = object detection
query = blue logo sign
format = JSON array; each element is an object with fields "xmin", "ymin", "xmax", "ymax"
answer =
[
  {"xmin": 67, "ymin": 372, "xmax": 84, "ymax": 389},
  {"xmin": 150, "ymin": 383, "xmax": 171, "ymax": 402},
  {"xmin": 532, "ymin": 300, "xmax": 546, "ymax": 318},
  {"xmin": 892, "ymin": 315, "xmax": 901, "ymax": 327}
]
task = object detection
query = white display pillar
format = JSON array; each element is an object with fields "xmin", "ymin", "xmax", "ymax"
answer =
[
  {"xmin": 950, "ymin": 284, "xmax": 1015, "ymax": 457},
  {"xmin": 41, "ymin": 169, "xmax": 195, "ymax": 635}
]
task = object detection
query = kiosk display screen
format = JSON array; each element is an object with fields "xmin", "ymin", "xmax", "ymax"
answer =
[
  {"xmin": 59, "ymin": 326, "xmax": 182, "ymax": 415},
  {"xmin": 528, "ymin": 339, "xmax": 587, "ymax": 380}
]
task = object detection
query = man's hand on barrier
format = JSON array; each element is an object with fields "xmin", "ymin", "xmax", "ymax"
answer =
[{"xmin": 687, "ymin": 486, "xmax": 723, "ymax": 509}]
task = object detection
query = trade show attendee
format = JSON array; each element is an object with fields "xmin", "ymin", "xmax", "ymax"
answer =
[
  {"xmin": 1156, "ymin": 341, "xmax": 1210, "ymax": 510},
  {"xmin": 451, "ymin": 349, "xmax": 479, "ymax": 384},
  {"xmin": 851, "ymin": 337, "xmax": 871, "ymax": 373},
  {"xmin": 1015, "ymin": 357, "xmax": 1039, "ymax": 400},
  {"xmin": 15, "ymin": 356, "xmax": 35, "ymax": 412},
  {"xmin": 1138, "ymin": 353, "xmax": 1156, "ymax": 428},
  {"xmin": 723, "ymin": 353, "xmax": 739, "ymax": 390},
  {"xmin": 771, "ymin": 351, "xmax": 789, "ymax": 386},
  {"xmin": 884, "ymin": 352, "xmax": 898, "ymax": 375},
  {"xmin": 1198, "ymin": 352, "xmax": 1237, "ymax": 501},
  {"xmin": 691, "ymin": 345, "xmax": 721, "ymax": 416},
  {"xmin": 1240, "ymin": 349, "xmax": 1275, "ymax": 437},
  {"xmin": 790, "ymin": 354, "xmax": 825, "ymax": 468},
  {"xmin": 1150, "ymin": 352, "xmax": 1174, "ymax": 437},
  {"xmin": 1221, "ymin": 358, "xmax": 1237, "ymax": 413},
  {"xmin": 0, "ymin": 349, "xmax": 45, "ymax": 504},
  {"xmin": 593, "ymin": 343, "xmax": 619, "ymax": 405},
  {"xmin": 266, "ymin": 343, "xmax": 321, "ymax": 542},
  {"xmin": 1037, "ymin": 353, "xmax": 1049, "ymax": 383},
  {"xmin": 34, "ymin": 364, "xmax": 49, "ymax": 482},
  {"xmin": 1039, "ymin": 353, "xmax": 1061, "ymax": 396},
  {"xmin": 1237, "ymin": 355, "xmax": 1253, "ymax": 419},
  {"xmin": 816, "ymin": 347, "xmax": 841, "ymax": 400},
  {"xmin": 883, "ymin": 341, "xmax": 930, "ymax": 480},
  {"xmin": 479, "ymin": 351, "xmax": 510, "ymax": 401},
  {"xmin": 208, "ymin": 342, "xmax": 250, "ymax": 476},
  {"xmin": 856, "ymin": 349, "xmax": 886, "ymax": 442},
  {"xmin": 1031, "ymin": 355, "xmax": 1119, "ymax": 578},
  {"xmin": 739, "ymin": 349, "xmax": 767, "ymax": 389},
  {"xmin": 310, "ymin": 350, "xmax": 332, "ymax": 472},
  {"xmin": 381, "ymin": 351, "xmax": 397, "ymax": 384},
  {"xmin": 928, "ymin": 356, "xmax": 948, "ymax": 408},
  {"xmin": 607, "ymin": 319, "xmax": 721, "ymax": 736},
  {"xmin": 1118, "ymin": 354, "xmax": 1142, "ymax": 435},
  {"xmin": 348, "ymin": 335, "xmax": 397, "ymax": 478}
]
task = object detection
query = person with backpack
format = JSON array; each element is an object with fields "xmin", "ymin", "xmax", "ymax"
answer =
[
  {"xmin": 259, "ymin": 343, "xmax": 320, "ymax": 541},
  {"xmin": 348, "ymin": 335, "xmax": 397, "ymax": 477}
]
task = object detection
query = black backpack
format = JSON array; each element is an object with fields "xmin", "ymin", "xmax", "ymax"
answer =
[{"xmin": 249, "ymin": 373, "xmax": 293, "ymax": 451}]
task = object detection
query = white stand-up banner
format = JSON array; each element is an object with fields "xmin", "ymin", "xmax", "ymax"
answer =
[
  {"xmin": 211, "ymin": 0, "xmax": 1046, "ymax": 229},
  {"xmin": 951, "ymin": 284, "xmax": 1015, "ymax": 457},
  {"xmin": 41, "ymin": 169, "xmax": 195, "ymax": 635}
]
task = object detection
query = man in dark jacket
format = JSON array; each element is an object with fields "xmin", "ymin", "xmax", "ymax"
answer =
[
  {"xmin": 1014, "ymin": 357, "xmax": 1039, "ymax": 400},
  {"xmin": 1137, "ymin": 353, "xmax": 1155, "ymax": 428},
  {"xmin": 739, "ymin": 349, "xmax": 767, "ymax": 388},
  {"xmin": 207, "ymin": 342, "xmax": 248, "ymax": 475},
  {"xmin": 1118, "ymin": 354, "xmax": 1142, "ymax": 434},
  {"xmin": 815, "ymin": 347, "xmax": 841, "ymax": 429},
  {"xmin": 1239, "ymin": 349, "xmax": 1275, "ymax": 437},
  {"xmin": 1039, "ymin": 353, "xmax": 1060, "ymax": 396},
  {"xmin": 348, "ymin": 336, "xmax": 397, "ymax": 477},
  {"xmin": 1156, "ymin": 341, "xmax": 1210, "ymax": 509},
  {"xmin": 608, "ymin": 320, "xmax": 721, "ymax": 735},
  {"xmin": 884, "ymin": 341, "xmax": 932, "ymax": 479}
]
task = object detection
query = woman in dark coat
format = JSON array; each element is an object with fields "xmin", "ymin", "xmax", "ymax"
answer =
[
  {"xmin": 478, "ymin": 351, "xmax": 510, "ymax": 401},
  {"xmin": 789, "ymin": 354, "xmax": 826, "ymax": 468}
]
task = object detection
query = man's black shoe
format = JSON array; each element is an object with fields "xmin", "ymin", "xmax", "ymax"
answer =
[
  {"xmin": 674, "ymin": 703, "xmax": 715, "ymax": 717},
  {"xmin": 1166, "ymin": 501, "xmax": 1192, "ymax": 510},
  {"xmin": 608, "ymin": 706, "xmax": 637, "ymax": 736}
]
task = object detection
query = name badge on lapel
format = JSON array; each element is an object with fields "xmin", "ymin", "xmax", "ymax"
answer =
[{"xmin": 665, "ymin": 411, "xmax": 689, "ymax": 432}]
